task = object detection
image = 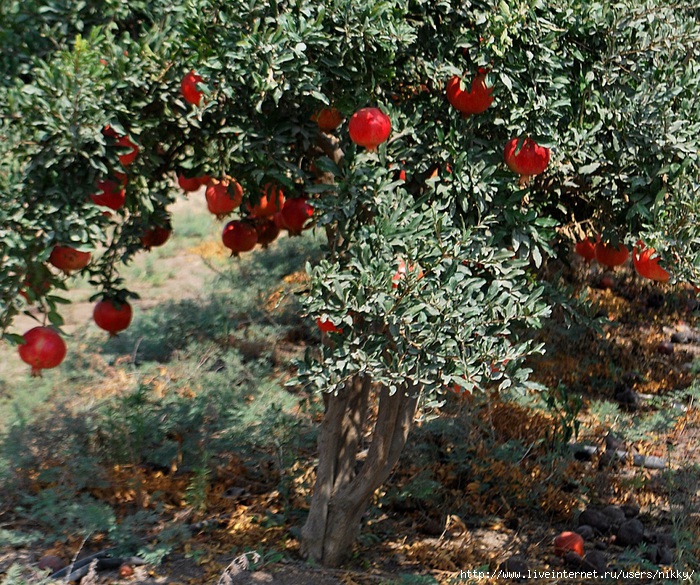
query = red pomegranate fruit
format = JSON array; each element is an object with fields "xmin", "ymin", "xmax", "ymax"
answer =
[
  {"xmin": 280, "ymin": 198, "xmax": 313, "ymax": 236},
  {"xmin": 504, "ymin": 137, "xmax": 551, "ymax": 185},
  {"xmin": 255, "ymin": 219, "xmax": 281, "ymax": 248},
  {"xmin": 392, "ymin": 260, "xmax": 424, "ymax": 289},
  {"xmin": 49, "ymin": 245, "xmax": 91, "ymax": 273},
  {"xmin": 633, "ymin": 241, "xmax": 670, "ymax": 283},
  {"xmin": 348, "ymin": 107, "xmax": 391, "ymax": 151},
  {"xmin": 246, "ymin": 184, "xmax": 285, "ymax": 218},
  {"xmin": 181, "ymin": 70, "xmax": 204, "ymax": 106},
  {"xmin": 316, "ymin": 317, "xmax": 342, "ymax": 334},
  {"xmin": 553, "ymin": 531, "xmax": 585, "ymax": 558},
  {"xmin": 18, "ymin": 326, "xmax": 67, "ymax": 376},
  {"xmin": 575, "ymin": 237, "xmax": 597, "ymax": 263},
  {"xmin": 141, "ymin": 226, "xmax": 172, "ymax": 250},
  {"xmin": 178, "ymin": 173, "xmax": 209, "ymax": 192},
  {"xmin": 312, "ymin": 107, "xmax": 344, "ymax": 132},
  {"xmin": 103, "ymin": 125, "xmax": 138, "ymax": 167},
  {"xmin": 91, "ymin": 179, "xmax": 126, "ymax": 210},
  {"xmin": 94, "ymin": 299, "xmax": 133, "ymax": 336},
  {"xmin": 205, "ymin": 177, "xmax": 244, "ymax": 219},
  {"xmin": 595, "ymin": 241, "xmax": 629, "ymax": 270},
  {"xmin": 222, "ymin": 220, "xmax": 258, "ymax": 256},
  {"xmin": 446, "ymin": 69, "xmax": 494, "ymax": 117}
]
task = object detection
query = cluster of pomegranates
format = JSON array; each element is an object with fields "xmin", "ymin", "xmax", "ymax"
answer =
[{"xmin": 575, "ymin": 236, "xmax": 670, "ymax": 283}]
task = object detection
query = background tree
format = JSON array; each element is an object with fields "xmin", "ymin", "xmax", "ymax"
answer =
[{"xmin": 1, "ymin": 0, "xmax": 699, "ymax": 567}]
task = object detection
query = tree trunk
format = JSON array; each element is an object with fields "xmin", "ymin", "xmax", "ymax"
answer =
[{"xmin": 301, "ymin": 378, "xmax": 419, "ymax": 566}]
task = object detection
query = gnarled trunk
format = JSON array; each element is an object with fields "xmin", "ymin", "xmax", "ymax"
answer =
[{"xmin": 301, "ymin": 376, "xmax": 418, "ymax": 566}]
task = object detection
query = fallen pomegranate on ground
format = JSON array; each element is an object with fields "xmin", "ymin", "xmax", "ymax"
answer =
[
  {"xmin": 18, "ymin": 326, "xmax": 67, "ymax": 376},
  {"xmin": 553, "ymin": 531, "xmax": 585, "ymax": 557}
]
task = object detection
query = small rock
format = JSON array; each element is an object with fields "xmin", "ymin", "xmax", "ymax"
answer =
[
  {"xmin": 578, "ymin": 508, "xmax": 612, "ymax": 534},
  {"xmin": 655, "ymin": 533, "xmax": 676, "ymax": 548},
  {"xmin": 614, "ymin": 386, "xmax": 640, "ymax": 410},
  {"xmin": 616, "ymin": 519, "xmax": 644, "ymax": 547},
  {"xmin": 605, "ymin": 432, "xmax": 625, "ymax": 451},
  {"xmin": 658, "ymin": 546, "xmax": 674, "ymax": 565},
  {"xmin": 37, "ymin": 555, "xmax": 64, "ymax": 572},
  {"xmin": 500, "ymin": 555, "xmax": 529, "ymax": 581},
  {"xmin": 563, "ymin": 551, "xmax": 584, "ymax": 568},
  {"xmin": 657, "ymin": 341, "xmax": 674, "ymax": 355},
  {"xmin": 582, "ymin": 550, "xmax": 607, "ymax": 572},
  {"xmin": 602, "ymin": 505, "xmax": 626, "ymax": 527},
  {"xmin": 671, "ymin": 329, "xmax": 700, "ymax": 344},
  {"xmin": 621, "ymin": 503, "xmax": 640, "ymax": 518},
  {"xmin": 644, "ymin": 545, "xmax": 660, "ymax": 564},
  {"xmin": 575, "ymin": 525, "xmax": 595, "ymax": 541}
]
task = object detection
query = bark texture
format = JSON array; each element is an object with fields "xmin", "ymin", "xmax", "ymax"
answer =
[{"xmin": 301, "ymin": 378, "xmax": 418, "ymax": 566}]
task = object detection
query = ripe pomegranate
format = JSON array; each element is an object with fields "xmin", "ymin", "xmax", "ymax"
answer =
[
  {"xmin": 392, "ymin": 260, "xmax": 424, "ymax": 289},
  {"xmin": 91, "ymin": 179, "xmax": 126, "ymax": 210},
  {"xmin": 94, "ymin": 299, "xmax": 133, "ymax": 336},
  {"xmin": 273, "ymin": 210, "xmax": 288, "ymax": 230},
  {"xmin": 222, "ymin": 220, "xmax": 258, "ymax": 256},
  {"xmin": 255, "ymin": 219, "xmax": 280, "ymax": 248},
  {"xmin": 280, "ymin": 198, "xmax": 313, "ymax": 236},
  {"xmin": 553, "ymin": 531, "xmax": 585, "ymax": 557},
  {"xmin": 504, "ymin": 137, "xmax": 550, "ymax": 185},
  {"xmin": 246, "ymin": 184, "xmax": 285, "ymax": 218},
  {"xmin": 316, "ymin": 317, "xmax": 342, "ymax": 334},
  {"xmin": 348, "ymin": 107, "xmax": 391, "ymax": 151},
  {"xmin": 633, "ymin": 241, "xmax": 670, "ymax": 283},
  {"xmin": 205, "ymin": 177, "xmax": 243, "ymax": 219},
  {"xmin": 141, "ymin": 225, "xmax": 172, "ymax": 250},
  {"xmin": 103, "ymin": 125, "xmax": 138, "ymax": 167},
  {"xmin": 178, "ymin": 173, "xmax": 209, "ymax": 192},
  {"xmin": 446, "ymin": 69, "xmax": 494, "ymax": 117},
  {"xmin": 181, "ymin": 70, "xmax": 204, "ymax": 106},
  {"xmin": 575, "ymin": 237, "xmax": 596, "ymax": 263},
  {"xmin": 49, "ymin": 245, "xmax": 91, "ymax": 273},
  {"xmin": 18, "ymin": 326, "xmax": 67, "ymax": 376},
  {"xmin": 595, "ymin": 240, "xmax": 629, "ymax": 269},
  {"xmin": 312, "ymin": 107, "xmax": 344, "ymax": 132}
]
